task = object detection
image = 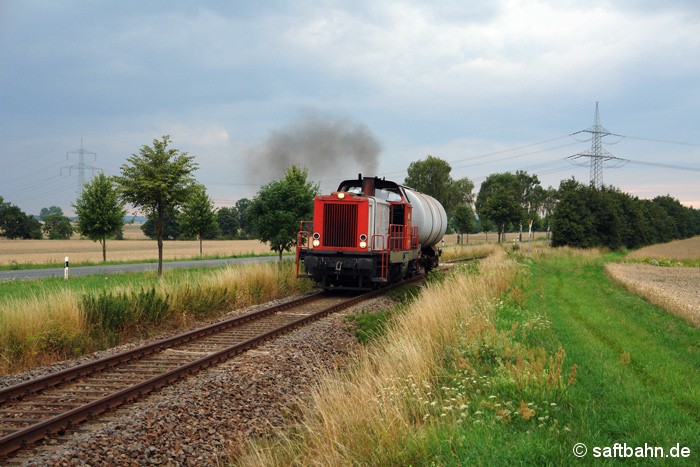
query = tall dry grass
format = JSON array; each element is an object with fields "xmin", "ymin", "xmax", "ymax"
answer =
[
  {"xmin": 440, "ymin": 243, "xmax": 497, "ymax": 262},
  {"xmin": 239, "ymin": 250, "xmax": 519, "ymax": 466},
  {"xmin": 0, "ymin": 290, "xmax": 85, "ymax": 371},
  {"xmin": 0, "ymin": 261, "xmax": 311, "ymax": 374}
]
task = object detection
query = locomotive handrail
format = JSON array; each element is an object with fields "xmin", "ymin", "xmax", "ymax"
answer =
[
  {"xmin": 388, "ymin": 224, "xmax": 404, "ymax": 250},
  {"xmin": 410, "ymin": 226, "xmax": 419, "ymax": 249},
  {"xmin": 371, "ymin": 234, "xmax": 388, "ymax": 281},
  {"xmin": 295, "ymin": 221, "xmax": 313, "ymax": 277},
  {"xmin": 295, "ymin": 230, "xmax": 310, "ymax": 277}
]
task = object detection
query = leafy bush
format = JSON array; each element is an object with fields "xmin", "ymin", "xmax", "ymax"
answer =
[
  {"xmin": 347, "ymin": 309, "xmax": 396, "ymax": 344},
  {"xmin": 80, "ymin": 288, "xmax": 170, "ymax": 344}
]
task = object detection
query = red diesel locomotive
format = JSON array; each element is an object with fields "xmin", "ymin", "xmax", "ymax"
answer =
[{"xmin": 296, "ymin": 175, "xmax": 447, "ymax": 290}]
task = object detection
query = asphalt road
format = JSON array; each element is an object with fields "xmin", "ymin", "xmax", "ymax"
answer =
[{"xmin": 0, "ymin": 256, "xmax": 284, "ymax": 281}]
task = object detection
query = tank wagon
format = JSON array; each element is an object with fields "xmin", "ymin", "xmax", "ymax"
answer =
[{"xmin": 296, "ymin": 175, "xmax": 447, "ymax": 290}]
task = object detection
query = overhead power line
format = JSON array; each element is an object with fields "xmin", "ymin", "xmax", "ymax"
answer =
[
  {"xmin": 61, "ymin": 139, "xmax": 102, "ymax": 195},
  {"xmin": 618, "ymin": 159, "xmax": 700, "ymax": 172},
  {"xmin": 567, "ymin": 102, "xmax": 625, "ymax": 189},
  {"xmin": 622, "ymin": 135, "xmax": 699, "ymax": 146}
]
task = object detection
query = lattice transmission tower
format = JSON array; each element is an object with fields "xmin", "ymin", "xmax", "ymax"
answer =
[
  {"xmin": 62, "ymin": 139, "xmax": 101, "ymax": 194},
  {"xmin": 568, "ymin": 102, "xmax": 624, "ymax": 189}
]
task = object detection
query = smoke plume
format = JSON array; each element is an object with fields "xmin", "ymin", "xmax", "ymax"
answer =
[{"xmin": 248, "ymin": 112, "xmax": 381, "ymax": 185}]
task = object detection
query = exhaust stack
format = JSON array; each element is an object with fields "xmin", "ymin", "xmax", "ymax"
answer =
[{"xmin": 361, "ymin": 176, "xmax": 376, "ymax": 197}]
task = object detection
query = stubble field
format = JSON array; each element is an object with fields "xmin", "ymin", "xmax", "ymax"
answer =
[
  {"xmin": 0, "ymin": 225, "xmax": 273, "ymax": 266},
  {"xmin": 1, "ymin": 226, "xmax": 551, "ymax": 267},
  {"xmin": 606, "ymin": 236, "xmax": 700, "ymax": 327},
  {"xmin": 626, "ymin": 236, "xmax": 700, "ymax": 262}
]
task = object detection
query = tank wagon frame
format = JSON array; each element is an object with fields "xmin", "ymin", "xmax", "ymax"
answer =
[{"xmin": 296, "ymin": 175, "xmax": 447, "ymax": 290}]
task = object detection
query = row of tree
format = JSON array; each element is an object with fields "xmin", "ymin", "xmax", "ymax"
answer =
[
  {"xmin": 551, "ymin": 179, "xmax": 700, "ymax": 249},
  {"xmin": 2, "ymin": 141, "xmax": 699, "ymax": 274},
  {"xmin": 0, "ymin": 201, "xmax": 77, "ymax": 240},
  {"xmin": 402, "ymin": 155, "xmax": 700, "ymax": 248},
  {"xmin": 403, "ymin": 156, "xmax": 558, "ymax": 242},
  {"xmin": 0, "ymin": 136, "xmax": 319, "ymax": 276},
  {"xmin": 0, "ymin": 197, "xmax": 43, "ymax": 240},
  {"xmin": 0, "ymin": 191, "xmax": 252, "ymax": 245},
  {"xmin": 139, "ymin": 199, "xmax": 254, "ymax": 242}
]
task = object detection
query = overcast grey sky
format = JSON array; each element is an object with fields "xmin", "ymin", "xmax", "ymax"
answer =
[{"xmin": 1, "ymin": 0, "xmax": 698, "ymax": 216}]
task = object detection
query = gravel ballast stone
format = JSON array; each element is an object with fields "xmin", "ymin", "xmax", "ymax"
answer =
[{"xmin": 4, "ymin": 296, "xmax": 397, "ymax": 466}]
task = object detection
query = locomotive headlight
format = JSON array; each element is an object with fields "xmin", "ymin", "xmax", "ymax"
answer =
[
  {"xmin": 359, "ymin": 234, "xmax": 368, "ymax": 249},
  {"xmin": 312, "ymin": 232, "xmax": 320, "ymax": 247},
  {"xmin": 337, "ymin": 192, "xmax": 346, "ymax": 199},
  {"xmin": 313, "ymin": 239, "xmax": 320, "ymax": 247}
]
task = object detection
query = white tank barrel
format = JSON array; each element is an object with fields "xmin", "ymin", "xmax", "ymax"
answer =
[{"xmin": 404, "ymin": 188, "xmax": 447, "ymax": 247}]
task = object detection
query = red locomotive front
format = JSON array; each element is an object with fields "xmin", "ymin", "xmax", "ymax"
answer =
[{"xmin": 297, "ymin": 175, "xmax": 443, "ymax": 290}]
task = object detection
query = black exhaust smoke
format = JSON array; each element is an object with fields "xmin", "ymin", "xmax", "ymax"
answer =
[{"xmin": 247, "ymin": 111, "xmax": 381, "ymax": 183}]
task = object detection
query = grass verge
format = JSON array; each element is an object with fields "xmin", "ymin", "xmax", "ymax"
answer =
[
  {"xmin": 0, "ymin": 251, "xmax": 291, "ymax": 271},
  {"xmin": 0, "ymin": 261, "xmax": 314, "ymax": 374},
  {"xmin": 237, "ymin": 247, "xmax": 700, "ymax": 465}
]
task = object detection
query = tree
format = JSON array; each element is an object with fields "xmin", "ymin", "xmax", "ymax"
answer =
[
  {"xmin": 0, "ymin": 197, "xmax": 43, "ymax": 239},
  {"xmin": 539, "ymin": 187, "xmax": 559, "ymax": 236},
  {"xmin": 404, "ymin": 155, "xmax": 474, "ymax": 216},
  {"xmin": 235, "ymin": 198, "xmax": 254, "ymax": 238},
  {"xmin": 515, "ymin": 170, "xmax": 543, "ymax": 240},
  {"xmin": 451, "ymin": 204, "xmax": 475, "ymax": 244},
  {"xmin": 216, "ymin": 206, "xmax": 239, "ymax": 239},
  {"xmin": 588, "ymin": 186, "xmax": 623, "ymax": 250},
  {"xmin": 180, "ymin": 184, "xmax": 221, "ymax": 256},
  {"xmin": 115, "ymin": 135, "xmax": 198, "ymax": 276},
  {"xmin": 550, "ymin": 179, "xmax": 594, "ymax": 248},
  {"xmin": 550, "ymin": 178, "xmax": 699, "ymax": 250},
  {"xmin": 248, "ymin": 165, "xmax": 319, "ymax": 260},
  {"xmin": 73, "ymin": 173, "xmax": 126, "ymax": 261},
  {"xmin": 39, "ymin": 206, "xmax": 63, "ymax": 220},
  {"xmin": 475, "ymin": 172, "xmax": 523, "ymax": 242},
  {"xmin": 42, "ymin": 211, "xmax": 74, "ymax": 240},
  {"xmin": 141, "ymin": 208, "xmax": 182, "ymax": 240},
  {"xmin": 652, "ymin": 195, "xmax": 696, "ymax": 239}
]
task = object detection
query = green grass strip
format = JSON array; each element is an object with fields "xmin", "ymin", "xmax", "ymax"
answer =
[
  {"xmin": 531, "ymin": 255, "xmax": 700, "ymax": 458},
  {"xmin": 410, "ymin": 253, "xmax": 699, "ymax": 465}
]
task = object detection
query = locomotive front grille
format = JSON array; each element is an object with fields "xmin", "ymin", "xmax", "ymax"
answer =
[{"xmin": 323, "ymin": 203, "xmax": 358, "ymax": 247}]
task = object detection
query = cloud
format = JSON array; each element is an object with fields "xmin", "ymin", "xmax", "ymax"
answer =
[
  {"xmin": 247, "ymin": 111, "xmax": 382, "ymax": 183},
  {"xmin": 0, "ymin": 1, "xmax": 698, "ymax": 214}
]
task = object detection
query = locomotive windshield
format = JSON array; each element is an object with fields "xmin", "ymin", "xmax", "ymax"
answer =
[{"xmin": 337, "ymin": 177, "xmax": 404, "ymax": 202}]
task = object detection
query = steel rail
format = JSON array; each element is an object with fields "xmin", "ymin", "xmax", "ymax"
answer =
[
  {"xmin": 0, "ymin": 292, "xmax": 323, "ymax": 405},
  {"xmin": 442, "ymin": 255, "xmax": 489, "ymax": 264},
  {"xmin": 0, "ymin": 278, "xmax": 421, "ymax": 457}
]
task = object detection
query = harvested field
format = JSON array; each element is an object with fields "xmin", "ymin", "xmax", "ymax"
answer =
[
  {"xmin": 627, "ymin": 236, "xmax": 700, "ymax": 262},
  {"xmin": 1, "ymin": 226, "xmax": 550, "ymax": 267},
  {"xmin": 606, "ymin": 262, "xmax": 700, "ymax": 327},
  {"xmin": 0, "ymin": 236, "xmax": 272, "ymax": 266}
]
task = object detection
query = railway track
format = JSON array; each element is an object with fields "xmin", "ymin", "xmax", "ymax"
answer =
[{"xmin": 0, "ymin": 282, "xmax": 415, "ymax": 458}]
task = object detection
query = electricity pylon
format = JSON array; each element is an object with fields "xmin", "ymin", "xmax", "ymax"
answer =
[
  {"xmin": 568, "ymin": 102, "xmax": 624, "ymax": 189},
  {"xmin": 62, "ymin": 139, "xmax": 101, "ymax": 194}
]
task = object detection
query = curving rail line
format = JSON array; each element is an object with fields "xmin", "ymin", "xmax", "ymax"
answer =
[
  {"xmin": 0, "ymin": 281, "xmax": 416, "ymax": 457},
  {"xmin": 0, "ymin": 255, "xmax": 493, "ymax": 459}
]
